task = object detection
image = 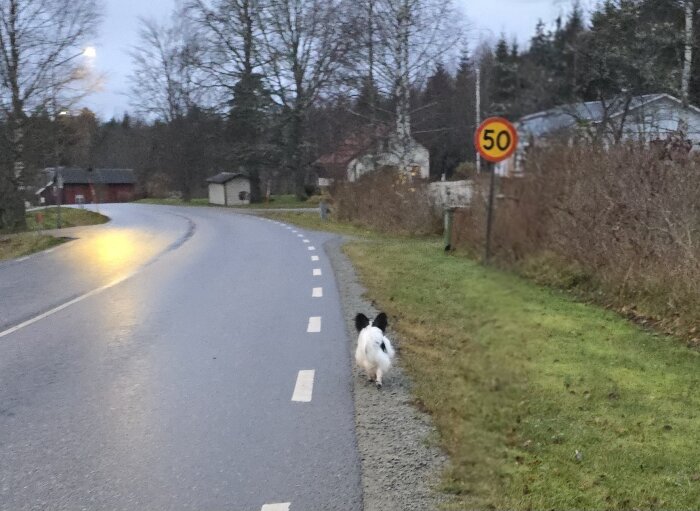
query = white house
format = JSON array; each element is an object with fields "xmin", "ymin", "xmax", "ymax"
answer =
[
  {"xmin": 207, "ymin": 172, "xmax": 251, "ymax": 206},
  {"xmin": 496, "ymin": 93, "xmax": 700, "ymax": 176},
  {"xmin": 347, "ymin": 135, "xmax": 430, "ymax": 182}
]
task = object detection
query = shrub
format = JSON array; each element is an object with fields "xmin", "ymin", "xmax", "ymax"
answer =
[
  {"xmin": 332, "ymin": 167, "xmax": 441, "ymax": 236},
  {"xmin": 454, "ymin": 143, "xmax": 700, "ymax": 337}
]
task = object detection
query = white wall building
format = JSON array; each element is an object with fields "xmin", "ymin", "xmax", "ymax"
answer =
[
  {"xmin": 207, "ymin": 172, "xmax": 251, "ymax": 206},
  {"xmin": 347, "ymin": 135, "xmax": 430, "ymax": 182},
  {"xmin": 496, "ymin": 93, "xmax": 700, "ymax": 176}
]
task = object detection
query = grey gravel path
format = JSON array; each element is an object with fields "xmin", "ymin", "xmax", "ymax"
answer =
[{"xmin": 324, "ymin": 237, "xmax": 451, "ymax": 511}]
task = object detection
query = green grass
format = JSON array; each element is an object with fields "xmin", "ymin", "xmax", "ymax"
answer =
[
  {"xmin": 270, "ymin": 212, "xmax": 700, "ymax": 509},
  {"xmin": 26, "ymin": 207, "xmax": 109, "ymax": 230},
  {"xmin": 242, "ymin": 194, "xmax": 319, "ymax": 209},
  {"xmin": 136, "ymin": 195, "xmax": 318, "ymax": 209},
  {"xmin": 136, "ymin": 198, "xmax": 210, "ymax": 206},
  {"xmin": 260, "ymin": 211, "xmax": 381, "ymax": 238},
  {"xmin": 0, "ymin": 232, "xmax": 67, "ymax": 261},
  {"xmin": 345, "ymin": 239, "xmax": 700, "ymax": 510}
]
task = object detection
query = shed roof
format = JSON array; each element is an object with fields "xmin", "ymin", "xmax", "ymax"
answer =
[{"xmin": 206, "ymin": 172, "xmax": 250, "ymax": 184}]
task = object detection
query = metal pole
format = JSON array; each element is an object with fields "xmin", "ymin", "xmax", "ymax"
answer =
[
  {"xmin": 56, "ymin": 181, "xmax": 62, "ymax": 229},
  {"xmin": 475, "ymin": 67, "xmax": 482, "ymax": 175},
  {"xmin": 484, "ymin": 163, "xmax": 496, "ymax": 264}
]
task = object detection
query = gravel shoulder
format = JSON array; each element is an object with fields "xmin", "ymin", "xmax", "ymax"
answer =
[{"xmin": 324, "ymin": 237, "xmax": 450, "ymax": 511}]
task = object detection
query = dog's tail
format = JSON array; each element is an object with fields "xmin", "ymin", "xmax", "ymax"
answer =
[
  {"xmin": 381, "ymin": 336, "xmax": 395, "ymax": 359},
  {"xmin": 376, "ymin": 342, "xmax": 393, "ymax": 375}
]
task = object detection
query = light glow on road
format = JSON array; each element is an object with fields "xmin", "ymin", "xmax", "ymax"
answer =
[{"xmin": 77, "ymin": 230, "xmax": 141, "ymax": 273}]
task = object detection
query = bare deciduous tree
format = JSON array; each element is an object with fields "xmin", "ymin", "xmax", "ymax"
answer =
[
  {"xmin": 0, "ymin": 0, "xmax": 101, "ymax": 231},
  {"xmin": 129, "ymin": 15, "xmax": 205, "ymax": 123},
  {"xmin": 257, "ymin": 0, "xmax": 354, "ymax": 197},
  {"xmin": 351, "ymin": 0, "xmax": 463, "ymax": 168}
]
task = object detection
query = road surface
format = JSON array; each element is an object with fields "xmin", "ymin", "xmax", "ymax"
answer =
[{"xmin": 0, "ymin": 204, "xmax": 362, "ymax": 511}]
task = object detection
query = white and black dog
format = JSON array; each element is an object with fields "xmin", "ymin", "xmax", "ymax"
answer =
[{"xmin": 354, "ymin": 312, "xmax": 395, "ymax": 389}]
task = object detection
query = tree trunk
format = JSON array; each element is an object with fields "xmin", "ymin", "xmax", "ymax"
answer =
[
  {"xmin": 290, "ymin": 106, "xmax": 306, "ymax": 200},
  {"xmin": 683, "ymin": 0, "xmax": 693, "ymax": 109},
  {"xmin": 0, "ymin": 165, "xmax": 26, "ymax": 232},
  {"xmin": 395, "ymin": 0, "xmax": 412, "ymax": 169}
]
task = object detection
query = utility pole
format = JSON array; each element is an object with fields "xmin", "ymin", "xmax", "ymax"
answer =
[{"xmin": 475, "ymin": 67, "xmax": 482, "ymax": 174}]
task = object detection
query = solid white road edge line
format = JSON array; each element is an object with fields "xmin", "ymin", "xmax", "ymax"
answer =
[
  {"xmin": 307, "ymin": 316, "xmax": 321, "ymax": 333},
  {"xmin": 312, "ymin": 287, "xmax": 323, "ymax": 298},
  {"xmin": 0, "ymin": 270, "xmax": 139, "ymax": 339},
  {"xmin": 313, "ymin": 268, "xmax": 322, "ymax": 276},
  {"xmin": 291, "ymin": 370, "xmax": 315, "ymax": 402}
]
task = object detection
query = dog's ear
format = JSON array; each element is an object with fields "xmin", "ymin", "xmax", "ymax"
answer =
[
  {"xmin": 355, "ymin": 313, "xmax": 370, "ymax": 332},
  {"xmin": 372, "ymin": 312, "xmax": 388, "ymax": 333}
]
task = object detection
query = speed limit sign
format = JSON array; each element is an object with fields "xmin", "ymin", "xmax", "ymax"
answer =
[{"xmin": 474, "ymin": 117, "xmax": 519, "ymax": 163}]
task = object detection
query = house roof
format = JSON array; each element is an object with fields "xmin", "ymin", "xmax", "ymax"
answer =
[
  {"xmin": 48, "ymin": 167, "xmax": 136, "ymax": 185},
  {"xmin": 517, "ymin": 93, "xmax": 700, "ymax": 138},
  {"xmin": 206, "ymin": 172, "xmax": 250, "ymax": 184},
  {"xmin": 315, "ymin": 125, "xmax": 394, "ymax": 171}
]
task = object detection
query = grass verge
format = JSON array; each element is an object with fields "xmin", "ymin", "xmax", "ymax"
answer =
[
  {"xmin": 260, "ymin": 211, "xmax": 381, "ymax": 238},
  {"xmin": 26, "ymin": 207, "xmax": 109, "ymax": 230},
  {"xmin": 136, "ymin": 198, "xmax": 210, "ymax": 206},
  {"xmin": 137, "ymin": 195, "xmax": 318, "ymax": 209},
  {"xmin": 268, "ymin": 212, "xmax": 700, "ymax": 509},
  {"xmin": 0, "ymin": 233, "xmax": 67, "ymax": 261}
]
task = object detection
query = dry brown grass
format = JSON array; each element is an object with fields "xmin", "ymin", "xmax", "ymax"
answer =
[
  {"xmin": 454, "ymin": 144, "xmax": 700, "ymax": 340},
  {"xmin": 331, "ymin": 167, "xmax": 441, "ymax": 236}
]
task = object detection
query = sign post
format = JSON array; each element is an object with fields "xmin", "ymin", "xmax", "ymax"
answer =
[
  {"xmin": 474, "ymin": 117, "xmax": 519, "ymax": 264},
  {"xmin": 56, "ymin": 173, "xmax": 64, "ymax": 229}
]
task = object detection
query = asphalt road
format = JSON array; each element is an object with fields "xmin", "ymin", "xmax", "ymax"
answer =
[{"xmin": 0, "ymin": 204, "xmax": 362, "ymax": 511}]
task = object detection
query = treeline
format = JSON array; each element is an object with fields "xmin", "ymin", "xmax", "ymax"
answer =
[
  {"xmin": 3, "ymin": 0, "xmax": 700, "ymax": 230},
  {"xmin": 116, "ymin": 0, "xmax": 700, "ymax": 197}
]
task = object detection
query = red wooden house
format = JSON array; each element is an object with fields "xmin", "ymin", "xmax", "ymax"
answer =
[{"xmin": 37, "ymin": 168, "xmax": 136, "ymax": 205}]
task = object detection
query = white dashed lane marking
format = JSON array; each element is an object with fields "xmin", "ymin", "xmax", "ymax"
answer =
[
  {"xmin": 297, "ymin": 234, "xmax": 303, "ymax": 238},
  {"xmin": 262, "ymin": 504, "xmax": 291, "ymax": 511},
  {"xmin": 303, "ymin": 239, "xmax": 310, "ymax": 243},
  {"xmin": 291, "ymin": 370, "xmax": 315, "ymax": 402},
  {"xmin": 308, "ymin": 246, "xmax": 316, "ymax": 251},
  {"xmin": 262, "ymin": 504, "xmax": 290, "ymax": 511},
  {"xmin": 307, "ymin": 316, "xmax": 321, "ymax": 333},
  {"xmin": 312, "ymin": 287, "xmax": 323, "ymax": 298},
  {"xmin": 311, "ymin": 255, "xmax": 319, "ymax": 261},
  {"xmin": 313, "ymin": 269, "xmax": 322, "ymax": 276}
]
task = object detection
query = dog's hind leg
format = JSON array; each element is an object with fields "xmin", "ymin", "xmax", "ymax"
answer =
[
  {"xmin": 367, "ymin": 369, "xmax": 376, "ymax": 383},
  {"xmin": 375, "ymin": 368, "xmax": 383, "ymax": 389}
]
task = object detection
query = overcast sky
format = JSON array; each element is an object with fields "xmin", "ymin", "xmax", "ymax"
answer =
[{"xmin": 84, "ymin": 0, "xmax": 579, "ymax": 120}]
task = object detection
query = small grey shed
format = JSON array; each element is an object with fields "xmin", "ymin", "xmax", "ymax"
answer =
[{"xmin": 207, "ymin": 172, "xmax": 251, "ymax": 206}]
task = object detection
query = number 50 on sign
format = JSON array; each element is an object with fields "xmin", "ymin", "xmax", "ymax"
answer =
[{"xmin": 474, "ymin": 117, "xmax": 519, "ymax": 163}]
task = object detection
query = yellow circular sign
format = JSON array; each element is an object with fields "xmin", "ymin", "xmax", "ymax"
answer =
[{"xmin": 474, "ymin": 117, "xmax": 519, "ymax": 163}]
